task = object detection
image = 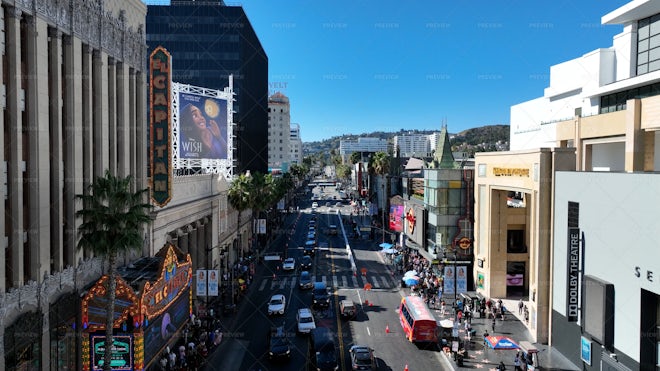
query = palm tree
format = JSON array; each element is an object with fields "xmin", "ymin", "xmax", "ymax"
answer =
[
  {"xmin": 369, "ymin": 152, "xmax": 391, "ymax": 241},
  {"xmin": 228, "ymin": 173, "xmax": 252, "ymax": 261},
  {"xmin": 76, "ymin": 170, "xmax": 152, "ymax": 371}
]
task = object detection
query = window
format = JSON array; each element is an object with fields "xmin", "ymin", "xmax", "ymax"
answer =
[
  {"xmin": 507, "ymin": 230, "xmax": 527, "ymax": 253},
  {"xmin": 637, "ymin": 14, "xmax": 660, "ymax": 75}
]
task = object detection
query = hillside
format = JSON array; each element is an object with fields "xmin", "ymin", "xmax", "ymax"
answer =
[{"xmin": 302, "ymin": 125, "xmax": 510, "ymax": 155}]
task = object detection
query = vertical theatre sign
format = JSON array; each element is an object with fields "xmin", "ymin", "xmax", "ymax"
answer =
[
  {"xmin": 150, "ymin": 46, "xmax": 172, "ymax": 206},
  {"xmin": 566, "ymin": 227, "xmax": 580, "ymax": 322}
]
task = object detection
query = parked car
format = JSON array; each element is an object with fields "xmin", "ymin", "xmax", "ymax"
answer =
[
  {"xmin": 268, "ymin": 325, "xmax": 292, "ymax": 360},
  {"xmin": 299, "ymin": 271, "xmax": 314, "ymax": 290},
  {"xmin": 282, "ymin": 258, "xmax": 296, "ymax": 271},
  {"xmin": 268, "ymin": 294, "xmax": 286, "ymax": 316},
  {"xmin": 296, "ymin": 308, "xmax": 316, "ymax": 335},
  {"xmin": 339, "ymin": 300, "xmax": 357, "ymax": 319},
  {"xmin": 349, "ymin": 345, "xmax": 376, "ymax": 370}
]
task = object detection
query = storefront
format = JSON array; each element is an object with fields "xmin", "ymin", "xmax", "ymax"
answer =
[
  {"xmin": 80, "ymin": 244, "xmax": 192, "ymax": 371},
  {"xmin": 49, "ymin": 292, "xmax": 80, "ymax": 371},
  {"xmin": 4, "ymin": 310, "xmax": 43, "ymax": 371}
]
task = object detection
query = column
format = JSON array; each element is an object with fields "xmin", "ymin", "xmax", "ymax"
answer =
[
  {"xmin": 81, "ymin": 45, "xmax": 93, "ymax": 191},
  {"xmin": 625, "ymin": 98, "xmax": 644, "ymax": 172},
  {"xmin": 48, "ymin": 27, "xmax": 63, "ymax": 273},
  {"xmin": 116, "ymin": 62, "xmax": 126, "ymax": 177},
  {"xmin": 6, "ymin": 5, "xmax": 24, "ymax": 286},
  {"xmin": 128, "ymin": 69, "xmax": 136, "ymax": 186},
  {"xmin": 189, "ymin": 225, "xmax": 198, "ymax": 272},
  {"xmin": 107, "ymin": 57, "xmax": 116, "ymax": 175},
  {"xmin": 0, "ymin": 6, "xmax": 6, "ymax": 293},
  {"xmin": 63, "ymin": 35, "xmax": 84, "ymax": 267},
  {"xmin": 92, "ymin": 50, "xmax": 105, "ymax": 178},
  {"xmin": 136, "ymin": 71, "xmax": 146, "ymax": 191}
]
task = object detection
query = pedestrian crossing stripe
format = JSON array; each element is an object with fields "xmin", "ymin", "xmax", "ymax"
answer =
[{"xmin": 258, "ymin": 274, "xmax": 394, "ymax": 291}]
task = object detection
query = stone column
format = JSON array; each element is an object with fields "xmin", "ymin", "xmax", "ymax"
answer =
[
  {"xmin": 81, "ymin": 45, "xmax": 93, "ymax": 191},
  {"xmin": 48, "ymin": 27, "xmax": 63, "ymax": 273},
  {"xmin": 116, "ymin": 62, "xmax": 127, "ymax": 177},
  {"xmin": 136, "ymin": 71, "xmax": 146, "ymax": 191},
  {"xmin": 107, "ymin": 57, "xmax": 116, "ymax": 175},
  {"xmin": 6, "ymin": 6, "xmax": 24, "ymax": 286},
  {"xmin": 625, "ymin": 98, "xmax": 644, "ymax": 172},
  {"xmin": 189, "ymin": 225, "xmax": 198, "ymax": 272},
  {"xmin": 92, "ymin": 50, "xmax": 105, "ymax": 178},
  {"xmin": 0, "ymin": 5, "xmax": 7, "ymax": 294},
  {"xmin": 128, "ymin": 68, "xmax": 136, "ymax": 187}
]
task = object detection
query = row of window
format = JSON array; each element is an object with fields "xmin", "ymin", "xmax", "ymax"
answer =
[
  {"xmin": 637, "ymin": 14, "xmax": 660, "ymax": 75},
  {"xmin": 599, "ymin": 81, "xmax": 660, "ymax": 113}
]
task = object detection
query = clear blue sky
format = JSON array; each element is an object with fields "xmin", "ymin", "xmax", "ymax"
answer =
[
  {"xmin": 146, "ymin": 0, "xmax": 628, "ymax": 143},
  {"xmin": 239, "ymin": 0, "xmax": 626, "ymax": 143}
]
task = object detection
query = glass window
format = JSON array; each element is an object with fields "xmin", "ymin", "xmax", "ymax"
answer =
[
  {"xmin": 639, "ymin": 40, "xmax": 649, "ymax": 52},
  {"xmin": 650, "ymin": 59, "xmax": 660, "ymax": 73},
  {"xmin": 639, "ymin": 64, "xmax": 649, "ymax": 75},
  {"xmin": 651, "ymin": 34, "xmax": 660, "ymax": 49},
  {"xmin": 639, "ymin": 20, "xmax": 650, "ymax": 40},
  {"xmin": 639, "ymin": 51, "xmax": 649, "ymax": 64}
]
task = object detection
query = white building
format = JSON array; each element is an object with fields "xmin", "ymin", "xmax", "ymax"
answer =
[
  {"xmin": 268, "ymin": 92, "xmax": 291, "ymax": 170},
  {"xmin": 339, "ymin": 137, "xmax": 389, "ymax": 159},
  {"xmin": 510, "ymin": 0, "xmax": 660, "ymax": 172},
  {"xmin": 393, "ymin": 134, "xmax": 432, "ymax": 158},
  {"xmin": 290, "ymin": 123, "xmax": 303, "ymax": 165}
]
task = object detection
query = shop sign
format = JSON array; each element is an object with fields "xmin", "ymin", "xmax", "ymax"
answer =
[
  {"xmin": 566, "ymin": 227, "xmax": 580, "ymax": 322},
  {"xmin": 91, "ymin": 335, "xmax": 133, "ymax": 371},
  {"xmin": 149, "ymin": 46, "xmax": 172, "ymax": 206},
  {"xmin": 141, "ymin": 244, "xmax": 192, "ymax": 319},
  {"xmin": 493, "ymin": 167, "xmax": 529, "ymax": 177},
  {"xmin": 457, "ymin": 237, "xmax": 471, "ymax": 250}
]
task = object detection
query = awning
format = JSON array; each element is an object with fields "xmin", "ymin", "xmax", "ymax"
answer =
[
  {"xmin": 379, "ymin": 242, "xmax": 393, "ymax": 249},
  {"xmin": 405, "ymin": 239, "xmax": 437, "ymax": 262}
]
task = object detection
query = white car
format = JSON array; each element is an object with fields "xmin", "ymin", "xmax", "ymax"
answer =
[
  {"xmin": 268, "ymin": 294, "xmax": 286, "ymax": 315},
  {"xmin": 307, "ymin": 232, "xmax": 316, "ymax": 240},
  {"xmin": 296, "ymin": 308, "xmax": 316, "ymax": 335},
  {"xmin": 311, "ymin": 202, "xmax": 319, "ymax": 209},
  {"xmin": 282, "ymin": 258, "xmax": 296, "ymax": 271}
]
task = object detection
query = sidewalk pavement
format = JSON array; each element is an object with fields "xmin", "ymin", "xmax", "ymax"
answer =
[{"xmin": 433, "ymin": 298, "xmax": 580, "ymax": 371}]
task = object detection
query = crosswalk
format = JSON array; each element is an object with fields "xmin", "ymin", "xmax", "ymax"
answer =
[{"xmin": 256, "ymin": 273, "xmax": 396, "ymax": 291}]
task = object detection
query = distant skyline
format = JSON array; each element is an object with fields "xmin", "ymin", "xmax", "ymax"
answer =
[{"xmin": 146, "ymin": 0, "xmax": 628, "ymax": 143}]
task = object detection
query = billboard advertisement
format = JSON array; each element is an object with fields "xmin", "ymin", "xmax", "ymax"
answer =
[
  {"xmin": 149, "ymin": 46, "xmax": 172, "ymax": 206},
  {"xmin": 178, "ymin": 92, "xmax": 228, "ymax": 160},
  {"xmin": 389, "ymin": 205, "xmax": 404, "ymax": 232}
]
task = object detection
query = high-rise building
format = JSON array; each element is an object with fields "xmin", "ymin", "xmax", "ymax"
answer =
[
  {"xmin": 146, "ymin": 1, "xmax": 269, "ymax": 174},
  {"xmin": 0, "ymin": 0, "xmax": 148, "ymax": 368},
  {"xmin": 394, "ymin": 134, "xmax": 432, "ymax": 158},
  {"xmin": 339, "ymin": 137, "xmax": 389, "ymax": 161},
  {"xmin": 268, "ymin": 92, "xmax": 291, "ymax": 170},
  {"xmin": 290, "ymin": 123, "xmax": 303, "ymax": 165}
]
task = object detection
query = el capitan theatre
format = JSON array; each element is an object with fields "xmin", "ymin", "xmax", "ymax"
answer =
[{"xmin": 80, "ymin": 244, "xmax": 192, "ymax": 370}]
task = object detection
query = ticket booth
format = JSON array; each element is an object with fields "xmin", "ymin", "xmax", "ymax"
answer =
[{"xmin": 518, "ymin": 341, "xmax": 540, "ymax": 370}]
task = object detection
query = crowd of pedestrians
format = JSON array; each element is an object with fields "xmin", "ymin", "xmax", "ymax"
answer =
[{"xmin": 155, "ymin": 313, "xmax": 223, "ymax": 371}]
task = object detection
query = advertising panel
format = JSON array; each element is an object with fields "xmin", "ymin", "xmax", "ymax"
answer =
[
  {"xmin": 456, "ymin": 266, "xmax": 467, "ymax": 293},
  {"xmin": 389, "ymin": 205, "xmax": 404, "ymax": 232},
  {"xmin": 178, "ymin": 92, "xmax": 228, "ymax": 160},
  {"xmin": 144, "ymin": 287, "xmax": 191, "ymax": 365},
  {"xmin": 196, "ymin": 270, "xmax": 207, "ymax": 297},
  {"xmin": 443, "ymin": 266, "xmax": 455, "ymax": 295},
  {"xmin": 208, "ymin": 270, "xmax": 219, "ymax": 297},
  {"xmin": 404, "ymin": 203, "xmax": 425, "ymax": 245},
  {"xmin": 90, "ymin": 335, "xmax": 133, "ymax": 371}
]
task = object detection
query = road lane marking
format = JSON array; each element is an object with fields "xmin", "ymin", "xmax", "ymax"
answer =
[
  {"xmin": 333, "ymin": 276, "xmax": 338, "ymax": 288},
  {"xmin": 352, "ymin": 276, "xmax": 359, "ymax": 287},
  {"xmin": 371, "ymin": 276, "xmax": 380, "ymax": 289},
  {"xmin": 321, "ymin": 275, "xmax": 327, "ymax": 286},
  {"xmin": 381, "ymin": 276, "xmax": 390, "ymax": 288},
  {"xmin": 342, "ymin": 276, "xmax": 347, "ymax": 288},
  {"xmin": 270, "ymin": 279, "xmax": 277, "ymax": 290},
  {"xmin": 366, "ymin": 327, "xmax": 371, "ymax": 336},
  {"xmin": 258, "ymin": 279, "xmax": 267, "ymax": 291}
]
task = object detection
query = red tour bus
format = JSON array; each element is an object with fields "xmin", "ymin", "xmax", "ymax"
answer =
[{"xmin": 398, "ymin": 296, "xmax": 438, "ymax": 343}]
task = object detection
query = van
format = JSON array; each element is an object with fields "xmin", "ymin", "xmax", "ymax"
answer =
[
  {"xmin": 312, "ymin": 282, "xmax": 330, "ymax": 308},
  {"xmin": 309, "ymin": 327, "xmax": 338, "ymax": 371}
]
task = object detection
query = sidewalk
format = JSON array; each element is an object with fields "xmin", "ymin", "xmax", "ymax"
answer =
[{"xmin": 435, "ymin": 298, "xmax": 579, "ymax": 371}]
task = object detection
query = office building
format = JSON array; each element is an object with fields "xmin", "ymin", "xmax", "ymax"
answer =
[
  {"xmin": 394, "ymin": 133, "xmax": 432, "ymax": 158},
  {"xmin": 290, "ymin": 123, "xmax": 303, "ymax": 165},
  {"xmin": 268, "ymin": 92, "xmax": 291, "ymax": 171},
  {"xmin": 146, "ymin": 1, "xmax": 269, "ymax": 174},
  {"xmin": 339, "ymin": 137, "xmax": 389, "ymax": 161},
  {"xmin": 0, "ymin": 0, "xmax": 148, "ymax": 368}
]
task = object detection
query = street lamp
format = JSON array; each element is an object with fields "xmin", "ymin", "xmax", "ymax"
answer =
[{"xmin": 381, "ymin": 183, "xmax": 385, "ymax": 243}]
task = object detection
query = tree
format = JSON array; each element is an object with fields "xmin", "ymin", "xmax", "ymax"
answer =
[
  {"xmin": 336, "ymin": 163, "xmax": 352, "ymax": 183},
  {"xmin": 368, "ymin": 151, "xmax": 391, "ymax": 241},
  {"xmin": 350, "ymin": 151, "xmax": 361, "ymax": 165},
  {"xmin": 228, "ymin": 173, "xmax": 252, "ymax": 282},
  {"xmin": 76, "ymin": 170, "xmax": 152, "ymax": 371}
]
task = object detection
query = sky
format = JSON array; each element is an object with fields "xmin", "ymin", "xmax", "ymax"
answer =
[{"xmin": 238, "ymin": 0, "xmax": 627, "ymax": 143}]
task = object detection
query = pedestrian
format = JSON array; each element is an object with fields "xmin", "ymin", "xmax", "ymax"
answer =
[
  {"xmin": 518, "ymin": 299, "xmax": 524, "ymax": 314},
  {"xmin": 491, "ymin": 317, "xmax": 496, "ymax": 332},
  {"xmin": 483, "ymin": 330, "xmax": 489, "ymax": 346},
  {"xmin": 441, "ymin": 300, "xmax": 446, "ymax": 315},
  {"xmin": 501, "ymin": 306, "xmax": 506, "ymax": 321},
  {"xmin": 498, "ymin": 361, "xmax": 507, "ymax": 371},
  {"xmin": 514, "ymin": 352, "xmax": 522, "ymax": 371}
]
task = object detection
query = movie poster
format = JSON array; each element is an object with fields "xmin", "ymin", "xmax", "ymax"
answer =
[{"xmin": 178, "ymin": 92, "xmax": 228, "ymax": 160}]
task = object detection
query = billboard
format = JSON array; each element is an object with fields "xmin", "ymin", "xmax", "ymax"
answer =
[
  {"xmin": 178, "ymin": 92, "xmax": 228, "ymax": 160},
  {"xmin": 389, "ymin": 205, "xmax": 404, "ymax": 232}
]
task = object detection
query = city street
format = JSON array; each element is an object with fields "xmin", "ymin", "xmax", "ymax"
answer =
[{"xmin": 203, "ymin": 181, "xmax": 452, "ymax": 371}]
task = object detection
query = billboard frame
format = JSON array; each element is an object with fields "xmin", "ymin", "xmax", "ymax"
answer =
[{"xmin": 171, "ymin": 79, "xmax": 235, "ymax": 180}]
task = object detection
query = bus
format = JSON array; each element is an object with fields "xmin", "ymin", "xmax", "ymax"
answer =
[{"xmin": 398, "ymin": 296, "xmax": 438, "ymax": 343}]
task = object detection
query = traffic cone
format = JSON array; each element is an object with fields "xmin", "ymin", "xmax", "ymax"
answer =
[
  {"xmin": 385, "ymin": 325, "xmax": 390, "ymax": 333},
  {"xmin": 404, "ymin": 365, "xmax": 409, "ymax": 371},
  {"xmin": 369, "ymin": 301, "xmax": 373, "ymax": 307},
  {"xmin": 364, "ymin": 299, "xmax": 369, "ymax": 306}
]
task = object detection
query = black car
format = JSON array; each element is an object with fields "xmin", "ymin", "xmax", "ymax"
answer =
[
  {"xmin": 349, "ymin": 345, "xmax": 376, "ymax": 370},
  {"xmin": 313, "ymin": 282, "xmax": 331, "ymax": 308},
  {"xmin": 299, "ymin": 271, "xmax": 314, "ymax": 290},
  {"xmin": 300, "ymin": 256, "xmax": 313, "ymax": 270},
  {"xmin": 268, "ymin": 325, "xmax": 291, "ymax": 360}
]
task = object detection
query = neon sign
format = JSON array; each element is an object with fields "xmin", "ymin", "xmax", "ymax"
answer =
[{"xmin": 141, "ymin": 244, "xmax": 192, "ymax": 319}]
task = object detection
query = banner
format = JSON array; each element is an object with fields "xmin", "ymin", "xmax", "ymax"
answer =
[
  {"xmin": 178, "ymin": 92, "xmax": 228, "ymax": 160},
  {"xmin": 443, "ymin": 266, "xmax": 455, "ymax": 295},
  {"xmin": 207, "ymin": 270, "xmax": 219, "ymax": 297},
  {"xmin": 196, "ymin": 270, "xmax": 207, "ymax": 297},
  {"xmin": 456, "ymin": 266, "xmax": 467, "ymax": 294}
]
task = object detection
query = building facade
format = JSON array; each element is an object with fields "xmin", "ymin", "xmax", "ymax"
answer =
[
  {"xmin": 0, "ymin": 0, "xmax": 148, "ymax": 368},
  {"xmin": 339, "ymin": 137, "xmax": 389, "ymax": 161},
  {"xmin": 473, "ymin": 148, "xmax": 576, "ymax": 344},
  {"xmin": 290, "ymin": 123, "xmax": 303, "ymax": 165},
  {"xmin": 268, "ymin": 92, "xmax": 291, "ymax": 171},
  {"xmin": 146, "ymin": 1, "xmax": 269, "ymax": 174},
  {"xmin": 394, "ymin": 134, "xmax": 432, "ymax": 158},
  {"xmin": 510, "ymin": 1, "xmax": 660, "ymax": 173}
]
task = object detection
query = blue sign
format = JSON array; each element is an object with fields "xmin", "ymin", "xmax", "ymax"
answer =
[{"xmin": 581, "ymin": 336, "xmax": 591, "ymax": 366}]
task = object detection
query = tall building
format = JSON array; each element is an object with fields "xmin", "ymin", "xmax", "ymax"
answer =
[
  {"xmin": 0, "ymin": 0, "xmax": 148, "ymax": 368},
  {"xmin": 290, "ymin": 123, "xmax": 303, "ymax": 165},
  {"xmin": 394, "ymin": 133, "xmax": 432, "ymax": 158},
  {"xmin": 146, "ymin": 1, "xmax": 269, "ymax": 174},
  {"xmin": 339, "ymin": 137, "xmax": 389, "ymax": 161},
  {"xmin": 268, "ymin": 92, "xmax": 291, "ymax": 170}
]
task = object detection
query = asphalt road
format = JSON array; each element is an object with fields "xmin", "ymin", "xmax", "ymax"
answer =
[{"xmin": 204, "ymin": 182, "xmax": 452, "ymax": 371}]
